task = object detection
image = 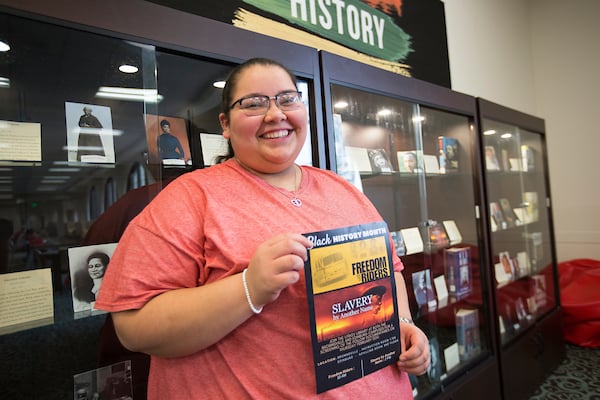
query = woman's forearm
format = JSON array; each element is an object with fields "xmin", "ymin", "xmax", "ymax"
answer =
[{"xmin": 112, "ymin": 272, "xmax": 254, "ymax": 358}]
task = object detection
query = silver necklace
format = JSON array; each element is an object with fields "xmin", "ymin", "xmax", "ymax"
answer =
[
  {"xmin": 272, "ymin": 165, "xmax": 302, "ymax": 207},
  {"xmin": 237, "ymin": 159, "xmax": 302, "ymax": 207}
]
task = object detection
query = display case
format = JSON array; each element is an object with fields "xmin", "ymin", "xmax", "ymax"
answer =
[
  {"xmin": 0, "ymin": 1, "xmax": 321, "ymax": 398},
  {"xmin": 319, "ymin": 51, "xmax": 500, "ymax": 400},
  {"xmin": 477, "ymin": 98, "xmax": 565, "ymax": 400}
]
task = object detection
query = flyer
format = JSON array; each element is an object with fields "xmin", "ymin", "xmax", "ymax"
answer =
[{"xmin": 304, "ymin": 221, "xmax": 401, "ymax": 393}]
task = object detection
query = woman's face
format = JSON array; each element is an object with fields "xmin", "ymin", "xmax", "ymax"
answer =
[
  {"xmin": 87, "ymin": 257, "xmax": 106, "ymax": 279},
  {"xmin": 219, "ymin": 64, "xmax": 308, "ymax": 174}
]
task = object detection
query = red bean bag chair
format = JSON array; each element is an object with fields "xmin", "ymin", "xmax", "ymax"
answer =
[{"xmin": 558, "ymin": 258, "xmax": 600, "ymax": 348}]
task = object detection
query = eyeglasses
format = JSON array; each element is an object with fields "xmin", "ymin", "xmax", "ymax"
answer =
[{"xmin": 229, "ymin": 91, "xmax": 303, "ymax": 116}]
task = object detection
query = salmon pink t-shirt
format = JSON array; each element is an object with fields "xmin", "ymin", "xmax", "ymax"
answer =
[{"xmin": 96, "ymin": 159, "xmax": 412, "ymax": 399}]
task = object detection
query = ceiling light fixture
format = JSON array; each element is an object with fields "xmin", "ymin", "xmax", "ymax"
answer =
[
  {"xmin": 483, "ymin": 130, "xmax": 496, "ymax": 135},
  {"xmin": 0, "ymin": 40, "xmax": 9, "ymax": 52},
  {"xmin": 0, "ymin": 77, "xmax": 9, "ymax": 88},
  {"xmin": 95, "ymin": 86, "xmax": 163, "ymax": 103},
  {"xmin": 334, "ymin": 101, "xmax": 348, "ymax": 109},
  {"xmin": 213, "ymin": 80, "xmax": 226, "ymax": 89},
  {"xmin": 119, "ymin": 64, "xmax": 139, "ymax": 74}
]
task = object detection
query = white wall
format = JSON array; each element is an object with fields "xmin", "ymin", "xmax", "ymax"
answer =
[{"xmin": 442, "ymin": 0, "xmax": 600, "ymax": 262}]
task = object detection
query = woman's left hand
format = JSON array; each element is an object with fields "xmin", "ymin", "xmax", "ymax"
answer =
[{"xmin": 396, "ymin": 323, "xmax": 430, "ymax": 375}]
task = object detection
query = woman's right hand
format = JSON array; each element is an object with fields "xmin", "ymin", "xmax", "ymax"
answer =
[{"xmin": 244, "ymin": 233, "xmax": 313, "ymax": 309}]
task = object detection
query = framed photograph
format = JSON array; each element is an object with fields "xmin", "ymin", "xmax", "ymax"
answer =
[
  {"xmin": 65, "ymin": 102, "xmax": 115, "ymax": 163},
  {"xmin": 74, "ymin": 360, "xmax": 133, "ymax": 400},
  {"xmin": 68, "ymin": 243, "xmax": 118, "ymax": 317},
  {"xmin": 412, "ymin": 269, "xmax": 436, "ymax": 311},
  {"xmin": 145, "ymin": 114, "xmax": 192, "ymax": 166}
]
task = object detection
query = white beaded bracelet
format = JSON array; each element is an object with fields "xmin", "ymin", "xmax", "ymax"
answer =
[{"xmin": 242, "ymin": 268, "xmax": 263, "ymax": 314}]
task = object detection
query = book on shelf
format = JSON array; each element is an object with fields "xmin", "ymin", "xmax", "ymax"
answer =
[
  {"xmin": 390, "ymin": 230, "xmax": 406, "ymax": 257},
  {"xmin": 531, "ymin": 274, "xmax": 548, "ymax": 310},
  {"xmin": 490, "ymin": 202, "xmax": 506, "ymax": 230},
  {"xmin": 523, "ymin": 231, "xmax": 544, "ymax": 269},
  {"xmin": 412, "ymin": 269, "xmax": 437, "ymax": 311},
  {"xmin": 423, "ymin": 220, "xmax": 450, "ymax": 252},
  {"xmin": 423, "ymin": 154, "xmax": 440, "ymax": 174},
  {"xmin": 522, "ymin": 191, "xmax": 539, "ymax": 223},
  {"xmin": 438, "ymin": 136, "xmax": 459, "ymax": 174},
  {"xmin": 498, "ymin": 251, "xmax": 515, "ymax": 282},
  {"xmin": 400, "ymin": 227, "xmax": 424, "ymax": 255},
  {"xmin": 455, "ymin": 308, "xmax": 481, "ymax": 361},
  {"xmin": 516, "ymin": 251, "xmax": 531, "ymax": 277},
  {"xmin": 500, "ymin": 148, "xmax": 510, "ymax": 171},
  {"xmin": 367, "ymin": 148, "xmax": 393, "ymax": 173},
  {"xmin": 521, "ymin": 145, "xmax": 535, "ymax": 171},
  {"xmin": 397, "ymin": 150, "xmax": 423, "ymax": 174},
  {"xmin": 442, "ymin": 220, "xmax": 462, "ymax": 245},
  {"xmin": 499, "ymin": 198, "xmax": 520, "ymax": 227},
  {"xmin": 484, "ymin": 145, "xmax": 500, "ymax": 171},
  {"xmin": 444, "ymin": 247, "xmax": 471, "ymax": 298},
  {"xmin": 344, "ymin": 146, "xmax": 373, "ymax": 173},
  {"xmin": 433, "ymin": 275, "xmax": 449, "ymax": 307}
]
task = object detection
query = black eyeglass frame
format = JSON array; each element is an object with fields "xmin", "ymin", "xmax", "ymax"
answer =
[{"xmin": 228, "ymin": 90, "xmax": 303, "ymax": 111}]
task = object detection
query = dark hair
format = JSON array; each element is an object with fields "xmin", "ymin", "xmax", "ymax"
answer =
[
  {"xmin": 215, "ymin": 58, "xmax": 299, "ymax": 163},
  {"xmin": 160, "ymin": 119, "xmax": 170, "ymax": 128},
  {"xmin": 87, "ymin": 252, "xmax": 110, "ymax": 267}
]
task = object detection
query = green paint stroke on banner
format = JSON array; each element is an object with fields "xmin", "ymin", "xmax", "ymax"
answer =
[{"xmin": 242, "ymin": 0, "xmax": 412, "ymax": 61}]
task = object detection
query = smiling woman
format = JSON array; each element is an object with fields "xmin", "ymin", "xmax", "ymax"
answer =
[{"xmin": 95, "ymin": 57, "xmax": 429, "ymax": 398}]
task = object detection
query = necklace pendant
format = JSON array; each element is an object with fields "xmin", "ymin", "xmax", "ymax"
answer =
[{"xmin": 291, "ymin": 197, "xmax": 302, "ymax": 207}]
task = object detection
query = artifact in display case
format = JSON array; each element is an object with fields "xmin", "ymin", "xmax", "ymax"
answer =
[
  {"xmin": 444, "ymin": 246, "xmax": 472, "ymax": 299},
  {"xmin": 455, "ymin": 308, "xmax": 481, "ymax": 361},
  {"xmin": 438, "ymin": 136, "xmax": 459, "ymax": 173}
]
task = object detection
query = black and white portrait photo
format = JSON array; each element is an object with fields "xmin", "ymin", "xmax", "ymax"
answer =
[
  {"xmin": 65, "ymin": 102, "xmax": 115, "ymax": 163},
  {"xmin": 68, "ymin": 242, "xmax": 117, "ymax": 316}
]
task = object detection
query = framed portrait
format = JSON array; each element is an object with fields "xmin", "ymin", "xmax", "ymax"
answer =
[
  {"xmin": 68, "ymin": 242, "xmax": 118, "ymax": 317},
  {"xmin": 65, "ymin": 102, "xmax": 115, "ymax": 163},
  {"xmin": 145, "ymin": 114, "xmax": 192, "ymax": 166}
]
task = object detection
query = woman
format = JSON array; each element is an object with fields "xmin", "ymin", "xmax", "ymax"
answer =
[
  {"xmin": 96, "ymin": 58, "xmax": 429, "ymax": 398},
  {"xmin": 74, "ymin": 251, "xmax": 109, "ymax": 311}
]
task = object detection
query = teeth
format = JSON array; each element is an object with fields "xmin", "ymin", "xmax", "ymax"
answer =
[{"xmin": 262, "ymin": 130, "xmax": 290, "ymax": 139}]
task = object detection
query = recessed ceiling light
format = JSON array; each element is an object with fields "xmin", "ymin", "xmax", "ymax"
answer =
[
  {"xmin": 95, "ymin": 86, "xmax": 163, "ymax": 103},
  {"xmin": 0, "ymin": 40, "xmax": 10, "ymax": 52},
  {"xmin": 119, "ymin": 64, "xmax": 138, "ymax": 74},
  {"xmin": 484, "ymin": 130, "xmax": 496, "ymax": 135},
  {"xmin": 213, "ymin": 80, "xmax": 226, "ymax": 89},
  {"xmin": 334, "ymin": 101, "xmax": 348, "ymax": 109}
]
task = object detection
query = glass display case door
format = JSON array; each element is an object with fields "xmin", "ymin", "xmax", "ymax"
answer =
[
  {"xmin": 481, "ymin": 118, "xmax": 558, "ymax": 346},
  {"xmin": 321, "ymin": 52, "xmax": 494, "ymax": 399}
]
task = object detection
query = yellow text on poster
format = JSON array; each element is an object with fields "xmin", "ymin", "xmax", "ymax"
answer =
[{"xmin": 309, "ymin": 236, "xmax": 390, "ymax": 295}]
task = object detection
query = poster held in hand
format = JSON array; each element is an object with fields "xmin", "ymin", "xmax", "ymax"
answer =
[{"xmin": 303, "ymin": 222, "xmax": 400, "ymax": 393}]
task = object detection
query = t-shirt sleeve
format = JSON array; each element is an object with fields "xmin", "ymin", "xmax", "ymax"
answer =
[{"xmin": 95, "ymin": 178, "xmax": 206, "ymax": 312}]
